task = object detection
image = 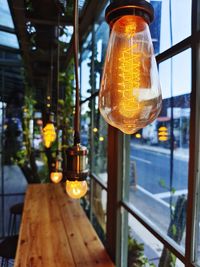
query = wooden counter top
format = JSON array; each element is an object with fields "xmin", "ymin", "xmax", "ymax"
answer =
[{"xmin": 14, "ymin": 183, "xmax": 115, "ymax": 267}]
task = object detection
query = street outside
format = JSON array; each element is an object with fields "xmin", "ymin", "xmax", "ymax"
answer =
[{"xmin": 129, "ymin": 140, "xmax": 189, "ymax": 266}]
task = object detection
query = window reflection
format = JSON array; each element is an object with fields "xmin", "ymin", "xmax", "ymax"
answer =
[
  {"xmin": 128, "ymin": 49, "xmax": 191, "ymax": 251},
  {"xmin": 127, "ymin": 214, "xmax": 185, "ymax": 267},
  {"xmin": 150, "ymin": 0, "xmax": 191, "ymax": 54}
]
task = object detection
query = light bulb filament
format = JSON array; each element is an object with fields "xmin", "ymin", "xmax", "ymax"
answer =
[{"xmin": 118, "ymin": 44, "xmax": 141, "ymax": 118}]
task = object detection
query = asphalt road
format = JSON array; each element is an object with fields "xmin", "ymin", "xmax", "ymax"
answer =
[{"xmin": 130, "ymin": 143, "xmax": 188, "ymax": 195}]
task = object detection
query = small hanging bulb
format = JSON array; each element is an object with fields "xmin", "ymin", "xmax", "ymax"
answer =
[
  {"xmin": 99, "ymin": 0, "xmax": 162, "ymax": 134},
  {"xmin": 43, "ymin": 112, "xmax": 57, "ymax": 148},
  {"xmin": 50, "ymin": 155, "xmax": 63, "ymax": 184},
  {"xmin": 65, "ymin": 144, "xmax": 88, "ymax": 199},
  {"xmin": 50, "ymin": 172, "xmax": 63, "ymax": 183},
  {"xmin": 66, "ymin": 180, "xmax": 88, "ymax": 199}
]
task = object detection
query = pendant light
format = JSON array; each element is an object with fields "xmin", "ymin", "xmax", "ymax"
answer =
[
  {"xmin": 99, "ymin": 0, "xmax": 162, "ymax": 134},
  {"xmin": 50, "ymin": 16, "xmax": 63, "ymax": 184},
  {"xmin": 43, "ymin": 112, "xmax": 57, "ymax": 148},
  {"xmin": 50, "ymin": 154, "xmax": 63, "ymax": 183},
  {"xmin": 43, "ymin": 50, "xmax": 57, "ymax": 148},
  {"xmin": 65, "ymin": 0, "xmax": 88, "ymax": 199}
]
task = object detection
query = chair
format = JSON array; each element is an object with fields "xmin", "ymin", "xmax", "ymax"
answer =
[
  {"xmin": 8, "ymin": 203, "xmax": 24, "ymax": 235},
  {"xmin": 0, "ymin": 202, "xmax": 23, "ymax": 266},
  {"xmin": 0, "ymin": 235, "xmax": 18, "ymax": 267}
]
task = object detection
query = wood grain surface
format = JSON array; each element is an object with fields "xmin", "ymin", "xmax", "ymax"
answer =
[{"xmin": 14, "ymin": 183, "xmax": 115, "ymax": 267}]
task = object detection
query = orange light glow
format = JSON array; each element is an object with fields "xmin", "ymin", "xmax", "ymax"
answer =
[
  {"xmin": 43, "ymin": 123, "xmax": 56, "ymax": 148},
  {"xmin": 65, "ymin": 180, "xmax": 88, "ymax": 199},
  {"xmin": 158, "ymin": 126, "xmax": 168, "ymax": 142},
  {"xmin": 50, "ymin": 172, "xmax": 63, "ymax": 184},
  {"xmin": 99, "ymin": 15, "xmax": 162, "ymax": 134}
]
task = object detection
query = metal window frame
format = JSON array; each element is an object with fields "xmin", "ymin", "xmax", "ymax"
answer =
[
  {"xmin": 113, "ymin": 1, "xmax": 200, "ymax": 267},
  {"xmin": 79, "ymin": 0, "xmax": 200, "ymax": 266}
]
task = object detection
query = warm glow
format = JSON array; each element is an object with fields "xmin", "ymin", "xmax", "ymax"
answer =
[
  {"xmin": 135, "ymin": 133, "xmax": 141, "ymax": 139},
  {"xmin": 158, "ymin": 126, "xmax": 168, "ymax": 142},
  {"xmin": 99, "ymin": 15, "xmax": 162, "ymax": 134},
  {"xmin": 99, "ymin": 136, "xmax": 104, "ymax": 142},
  {"xmin": 43, "ymin": 123, "xmax": 56, "ymax": 148},
  {"xmin": 50, "ymin": 172, "xmax": 63, "ymax": 184},
  {"xmin": 93, "ymin": 127, "xmax": 98, "ymax": 133},
  {"xmin": 66, "ymin": 180, "xmax": 88, "ymax": 199}
]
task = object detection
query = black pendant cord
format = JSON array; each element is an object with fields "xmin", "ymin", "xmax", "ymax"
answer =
[
  {"xmin": 73, "ymin": 0, "xmax": 80, "ymax": 145},
  {"xmin": 50, "ymin": 47, "xmax": 54, "ymax": 109},
  {"xmin": 56, "ymin": 13, "xmax": 60, "ymax": 154}
]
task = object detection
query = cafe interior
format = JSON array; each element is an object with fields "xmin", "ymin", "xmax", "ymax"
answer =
[{"xmin": 0, "ymin": 0, "xmax": 200, "ymax": 266}]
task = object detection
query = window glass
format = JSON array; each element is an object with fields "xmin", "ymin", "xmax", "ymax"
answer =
[
  {"xmin": 127, "ymin": 49, "xmax": 191, "ymax": 252},
  {"xmin": 195, "ymin": 179, "xmax": 200, "ymax": 265},
  {"xmin": 127, "ymin": 213, "xmax": 185, "ymax": 267},
  {"xmin": 92, "ymin": 97, "xmax": 108, "ymax": 183},
  {"xmin": 94, "ymin": 7, "xmax": 109, "ymax": 91},
  {"xmin": 91, "ymin": 180, "xmax": 107, "ymax": 244},
  {"xmin": 0, "ymin": 0, "xmax": 14, "ymax": 28},
  {"xmin": 0, "ymin": 31, "xmax": 19, "ymax": 49},
  {"xmin": 150, "ymin": 0, "xmax": 192, "ymax": 54},
  {"xmin": 81, "ymin": 33, "xmax": 92, "ymax": 100},
  {"xmin": 81, "ymin": 101, "xmax": 91, "ymax": 149}
]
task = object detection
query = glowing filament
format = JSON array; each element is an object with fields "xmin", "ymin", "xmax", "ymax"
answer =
[{"xmin": 118, "ymin": 44, "xmax": 141, "ymax": 118}]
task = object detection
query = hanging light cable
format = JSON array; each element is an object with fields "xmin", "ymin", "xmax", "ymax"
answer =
[
  {"xmin": 65, "ymin": 0, "xmax": 88, "ymax": 199},
  {"xmin": 50, "ymin": 13, "xmax": 63, "ymax": 184},
  {"xmin": 43, "ymin": 49, "xmax": 57, "ymax": 148}
]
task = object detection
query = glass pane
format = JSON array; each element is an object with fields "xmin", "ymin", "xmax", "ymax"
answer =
[
  {"xmin": 91, "ymin": 180, "xmax": 107, "ymax": 244},
  {"xmin": 92, "ymin": 97, "xmax": 108, "ymax": 184},
  {"xmin": 0, "ymin": 0, "xmax": 14, "ymax": 28},
  {"xmin": 0, "ymin": 31, "xmax": 19, "ymax": 49},
  {"xmin": 81, "ymin": 101, "xmax": 91, "ymax": 148},
  {"xmin": 127, "ymin": 213, "xmax": 184, "ymax": 267},
  {"xmin": 127, "ymin": 49, "xmax": 191, "ymax": 252},
  {"xmin": 94, "ymin": 6, "xmax": 109, "ymax": 92},
  {"xmin": 81, "ymin": 33, "xmax": 92, "ymax": 100},
  {"xmin": 195, "ymin": 181, "xmax": 200, "ymax": 265},
  {"xmin": 150, "ymin": 0, "xmax": 191, "ymax": 54}
]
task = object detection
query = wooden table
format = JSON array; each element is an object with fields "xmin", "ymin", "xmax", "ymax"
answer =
[{"xmin": 14, "ymin": 183, "xmax": 115, "ymax": 267}]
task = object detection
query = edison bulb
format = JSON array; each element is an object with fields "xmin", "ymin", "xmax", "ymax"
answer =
[
  {"xmin": 66, "ymin": 180, "xmax": 88, "ymax": 199},
  {"xmin": 50, "ymin": 172, "xmax": 63, "ymax": 184},
  {"xmin": 43, "ymin": 122, "xmax": 56, "ymax": 148},
  {"xmin": 99, "ymin": 15, "xmax": 162, "ymax": 134}
]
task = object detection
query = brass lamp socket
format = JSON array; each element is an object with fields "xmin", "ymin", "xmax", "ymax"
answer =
[
  {"xmin": 52, "ymin": 156, "xmax": 62, "ymax": 172},
  {"xmin": 65, "ymin": 144, "xmax": 88, "ymax": 181},
  {"xmin": 105, "ymin": 0, "xmax": 154, "ymax": 26}
]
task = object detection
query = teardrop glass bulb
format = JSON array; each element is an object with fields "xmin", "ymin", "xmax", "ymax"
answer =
[
  {"xmin": 99, "ymin": 15, "xmax": 162, "ymax": 134},
  {"xmin": 50, "ymin": 172, "xmax": 63, "ymax": 184},
  {"xmin": 66, "ymin": 180, "xmax": 88, "ymax": 199}
]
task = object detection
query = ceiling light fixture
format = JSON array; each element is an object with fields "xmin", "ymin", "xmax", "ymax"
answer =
[
  {"xmin": 65, "ymin": 0, "xmax": 88, "ymax": 199},
  {"xmin": 99, "ymin": 0, "xmax": 162, "ymax": 134},
  {"xmin": 50, "ymin": 14, "xmax": 63, "ymax": 183},
  {"xmin": 43, "ymin": 51, "xmax": 57, "ymax": 148}
]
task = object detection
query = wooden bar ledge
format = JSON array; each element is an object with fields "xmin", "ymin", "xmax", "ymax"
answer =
[{"xmin": 14, "ymin": 183, "xmax": 115, "ymax": 267}]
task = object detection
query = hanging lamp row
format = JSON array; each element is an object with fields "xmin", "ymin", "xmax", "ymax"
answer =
[{"xmin": 42, "ymin": 0, "xmax": 162, "ymax": 200}]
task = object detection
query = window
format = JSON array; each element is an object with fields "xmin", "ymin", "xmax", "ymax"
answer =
[
  {"xmin": 80, "ymin": 3, "xmax": 109, "ymax": 243},
  {"xmin": 80, "ymin": 0, "xmax": 199, "ymax": 266}
]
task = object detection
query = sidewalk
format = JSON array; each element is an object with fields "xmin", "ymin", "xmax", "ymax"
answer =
[{"xmin": 131, "ymin": 143, "xmax": 189, "ymax": 161}]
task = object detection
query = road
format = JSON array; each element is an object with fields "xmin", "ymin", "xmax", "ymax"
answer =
[
  {"xmin": 130, "ymin": 142, "xmax": 188, "ymax": 195},
  {"xmin": 129, "ymin": 142, "xmax": 188, "ymax": 251}
]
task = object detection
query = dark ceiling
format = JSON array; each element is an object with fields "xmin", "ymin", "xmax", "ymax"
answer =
[{"xmin": 5, "ymin": 0, "xmax": 108, "ymax": 111}]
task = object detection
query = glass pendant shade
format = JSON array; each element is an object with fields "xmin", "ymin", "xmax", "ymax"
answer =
[
  {"xmin": 65, "ymin": 180, "xmax": 88, "ymax": 199},
  {"xmin": 50, "ymin": 171, "xmax": 63, "ymax": 184},
  {"xmin": 43, "ymin": 122, "xmax": 57, "ymax": 148},
  {"xmin": 99, "ymin": 14, "xmax": 162, "ymax": 134}
]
